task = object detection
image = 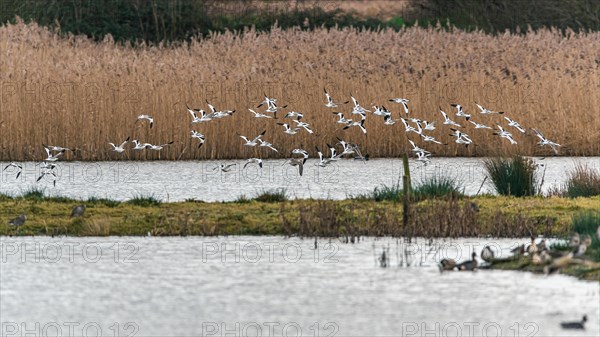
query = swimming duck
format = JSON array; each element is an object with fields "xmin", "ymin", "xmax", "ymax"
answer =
[
  {"xmin": 526, "ymin": 237, "xmax": 537, "ymax": 255},
  {"xmin": 560, "ymin": 315, "xmax": 587, "ymax": 330},
  {"xmin": 569, "ymin": 233, "xmax": 580, "ymax": 247},
  {"xmin": 439, "ymin": 258, "xmax": 456, "ymax": 271},
  {"xmin": 574, "ymin": 235, "xmax": 592, "ymax": 257},
  {"xmin": 481, "ymin": 246, "xmax": 494, "ymax": 262},
  {"xmin": 456, "ymin": 252, "xmax": 478, "ymax": 271}
]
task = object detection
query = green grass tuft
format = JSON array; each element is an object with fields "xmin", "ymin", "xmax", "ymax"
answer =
[
  {"xmin": 413, "ymin": 175, "xmax": 464, "ymax": 200},
  {"xmin": 571, "ymin": 211, "xmax": 600, "ymax": 260},
  {"xmin": 21, "ymin": 187, "xmax": 46, "ymax": 201},
  {"xmin": 86, "ymin": 196, "xmax": 121, "ymax": 207},
  {"xmin": 565, "ymin": 164, "xmax": 600, "ymax": 198},
  {"xmin": 253, "ymin": 188, "xmax": 288, "ymax": 203},
  {"xmin": 484, "ymin": 156, "xmax": 539, "ymax": 197},
  {"xmin": 127, "ymin": 194, "xmax": 161, "ymax": 207}
]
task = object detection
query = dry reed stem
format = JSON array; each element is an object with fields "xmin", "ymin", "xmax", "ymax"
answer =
[{"xmin": 1, "ymin": 21, "xmax": 599, "ymax": 161}]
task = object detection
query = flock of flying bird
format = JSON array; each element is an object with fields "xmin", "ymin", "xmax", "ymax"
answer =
[{"xmin": 3, "ymin": 89, "xmax": 562, "ymax": 184}]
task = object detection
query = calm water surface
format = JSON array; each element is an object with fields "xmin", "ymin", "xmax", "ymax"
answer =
[
  {"xmin": 1, "ymin": 157, "xmax": 598, "ymax": 202},
  {"xmin": 1, "ymin": 236, "xmax": 598, "ymax": 336}
]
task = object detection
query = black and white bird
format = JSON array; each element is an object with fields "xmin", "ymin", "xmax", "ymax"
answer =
[
  {"xmin": 422, "ymin": 120, "xmax": 436, "ymax": 131},
  {"xmin": 389, "ymin": 98, "xmax": 409, "ymax": 114},
  {"xmin": 440, "ymin": 108, "xmax": 463, "ymax": 127},
  {"xmin": 43, "ymin": 147, "xmax": 65, "ymax": 162},
  {"xmin": 136, "ymin": 114, "xmax": 154, "ymax": 128},
  {"xmin": 132, "ymin": 140, "xmax": 149, "ymax": 150},
  {"xmin": 37, "ymin": 170, "xmax": 57, "ymax": 187},
  {"xmin": 415, "ymin": 150, "xmax": 431, "ymax": 165},
  {"xmin": 408, "ymin": 139, "xmax": 430, "ymax": 155},
  {"xmin": 3, "ymin": 162, "xmax": 23, "ymax": 179},
  {"xmin": 108, "ymin": 136, "xmax": 130, "ymax": 153},
  {"xmin": 249, "ymin": 109, "xmax": 273, "ymax": 119},
  {"xmin": 400, "ymin": 118, "xmax": 418, "ymax": 134},
  {"xmin": 258, "ymin": 139, "xmax": 279, "ymax": 153},
  {"xmin": 343, "ymin": 117, "xmax": 367, "ymax": 134},
  {"xmin": 349, "ymin": 94, "xmax": 370, "ymax": 115},
  {"xmin": 504, "ymin": 117, "xmax": 526, "ymax": 133},
  {"xmin": 214, "ymin": 163, "xmax": 236, "ymax": 172},
  {"xmin": 493, "ymin": 125, "xmax": 518, "ymax": 145},
  {"xmin": 450, "ymin": 128, "xmax": 473, "ymax": 147},
  {"xmin": 147, "ymin": 141, "xmax": 174, "ymax": 151},
  {"xmin": 450, "ymin": 104, "xmax": 471, "ymax": 120},
  {"xmin": 240, "ymin": 130, "xmax": 266, "ymax": 146},
  {"xmin": 277, "ymin": 123, "xmax": 301, "ymax": 135},
  {"xmin": 333, "ymin": 112, "xmax": 351, "ymax": 125},
  {"xmin": 475, "ymin": 103, "xmax": 503, "ymax": 115},
  {"xmin": 531, "ymin": 128, "xmax": 561, "ymax": 154},
  {"xmin": 43, "ymin": 144, "xmax": 72, "ymax": 152},
  {"xmin": 191, "ymin": 131, "xmax": 206, "ymax": 148},
  {"xmin": 243, "ymin": 158, "xmax": 263, "ymax": 169},
  {"xmin": 315, "ymin": 146, "xmax": 334, "ymax": 167},
  {"xmin": 292, "ymin": 119, "xmax": 314, "ymax": 134},
  {"xmin": 187, "ymin": 105, "xmax": 211, "ymax": 123},
  {"xmin": 324, "ymin": 89, "xmax": 348, "ymax": 108},
  {"xmin": 469, "ymin": 120, "xmax": 492, "ymax": 129}
]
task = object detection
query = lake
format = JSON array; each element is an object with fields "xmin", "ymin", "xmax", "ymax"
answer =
[
  {"xmin": 1, "ymin": 157, "xmax": 599, "ymax": 202},
  {"xmin": 1, "ymin": 236, "xmax": 598, "ymax": 336}
]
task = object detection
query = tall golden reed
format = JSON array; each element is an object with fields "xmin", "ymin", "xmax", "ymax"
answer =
[{"xmin": 0, "ymin": 21, "xmax": 598, "ymax": 161}]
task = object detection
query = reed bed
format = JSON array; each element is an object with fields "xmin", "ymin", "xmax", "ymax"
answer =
[{"xmin": 1, "ymin": 21, "xmax": 599, "ymax": 161}]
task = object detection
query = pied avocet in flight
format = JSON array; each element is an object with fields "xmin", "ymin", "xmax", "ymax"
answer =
[
  {"xmin": 408, "ymin": 139, "xmax": 430, "ymax": 154},
  {"xmin": 475, "ymin": 103, "xmax": 504, "ymax": 115},
  {"xmin": 469, "ymin": 120, "xmax": 492, "ymax": 129},
  {"xmin": 440, "ymin": 108, "xmax": 463, "ymax": 127},
  {"xmin": 43, "ymin": 144, "xmax": 72, "ymax": 152},
  {"xmin": 187, "ymin": 105, "xmax": 211, "ymax": 123},
  {"xmin": 415, "ymin": 150, "xmax": 431, "ymax": 165},
  {"xmin": 400, "ymin": 118, "xmax": 418, "ymax": 134},
  {"xmin": 343, "ymin": 117, "xmax": 367, "ymax": 134},
  {"xmin": 315, "ymin": 146, "xmax": 336, "ymax": 167},
  {"xmin": 292, "ymin": 119, "xmax": 314, "ymax": 134},
  {"xmin": 43, "ymin": 147, "xmax": 65, "ymax": 162},
  {"xmin": 109, "ymin": 136, "xmax": 130, "ymax": 153},
  {"xmin": 244, "ymin": 158, "xmax": 263, "ymax": 169},
  {"xmin": 324, "ymin": 89, "xmax": 348, "ymax": 108},
  {"xmin": 277, "ymin": 123, "xmax": 301, "ymax": 135},
  {"xmin": 248, "ymin": 109, "xmax": 272, "ymax": 119},
  {"xmin": 531, "ymin": 128, "xmax": 561, "ymax": 154},
  {"xmin": 389, "ymin": 97, "xmax": 409, "ymax": 114},
  {"xmin": 136, "ymin": 114, "xmax": 154, "ymax": 128},
  {"xmin": 333, "ymin": 112, "xmax": 351, "ymax": 124},
  {"xmin": 493, "ymin": 125, "xmax": 518, "ymax": 145},
  {"xmin": 450, "ymin": 128, "xmax": 473, "ymax": 147},
  {"xmin": 214, "ymin": 163, "xmax": 236, "ymax": 172},
  {"xmin": 349, "ymin": 94, "xmax": 370, "ymax": 115},
  {"xmin": 147, "ymin": 141, "xmax": 174, "ymax": 151},
  {"xmin": 3, "ymin": 162, "xmax": 22, "ymax": 179},
  {"xmin": 191, "ymin": 131, "xmax": 206, "ymax": 148},
  {"xmin": 240, "ymin": 130, "xmax": 266, "ymax": 146},
  {"xmin": 132, "ymin": 140, "xmax": 150, "ymax": 150},
  {"xmin": 451, "ymin": 104, "xmax": 471, "ymax": 120},
  {"xmin": 258, "ymin": 139, "xmax": 279, "ymax": 153},
  {"xmin": 504, "ymin": 117, "xmax": 526, "ymax": 133}
]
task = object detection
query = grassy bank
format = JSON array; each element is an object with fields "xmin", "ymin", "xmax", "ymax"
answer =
[
  {"xmin": 1, "ymin": 194, "xmax": 598, "ymax": 237},
  {"xmin": 1, "ymin": 22, "xmax": 599, "ymax": 161}
]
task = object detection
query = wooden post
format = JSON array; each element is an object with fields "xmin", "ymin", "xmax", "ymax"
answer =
[
  {"xmin": 403, "ymin": 174, "xmax": 409, "ymax": 228},
  {"xmin": 402, "ymin": 153, "xmax": 411, "ymax": 192}
]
